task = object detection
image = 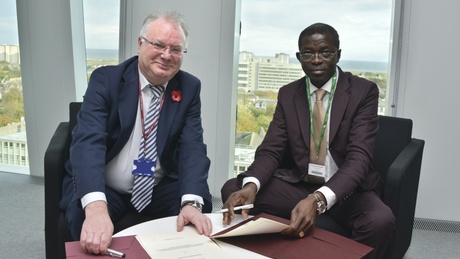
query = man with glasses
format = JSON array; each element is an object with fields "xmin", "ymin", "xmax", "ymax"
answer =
[
  {"xmin": 221, "ymin": 23, "xmax": 395, "ymax": 259},
  {"xmin": 60, "ymin": 11, "xmax": 213, "ymax": 255}
]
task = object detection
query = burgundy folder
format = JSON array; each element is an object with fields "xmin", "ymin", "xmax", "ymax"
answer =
[
  {"xmin": 215, "ymin": 213, "xmax": 373, "ymax": 259},
  {"xmin": 65, "ymin": 235, "xmax": 150, "ymax": 258}
]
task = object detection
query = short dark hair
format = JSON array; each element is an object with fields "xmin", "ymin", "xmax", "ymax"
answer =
[{"xmin": 298, "ymin": 23, "xmax": 340, "ymax": 50}]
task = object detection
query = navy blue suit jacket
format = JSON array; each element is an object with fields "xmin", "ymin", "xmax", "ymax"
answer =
[{"xmin": 61, "ymin": 56, "xmax": 211, "ymax": 208}]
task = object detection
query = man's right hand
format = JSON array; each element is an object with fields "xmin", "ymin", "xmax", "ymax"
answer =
[
  {"xmin": 222, "ymin": 183, "xmax": 257, "ymax": 225},
  {"xmin": 80, "ymin": 200, "xmax": 114, "ymax": 255}
]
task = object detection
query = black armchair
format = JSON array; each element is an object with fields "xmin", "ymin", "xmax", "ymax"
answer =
[
  {"xmin": 44, "ymin": 102, "xmax": 154, "ymax": 259},
  {"xmin": 315, "ymin": 115, "xmax": 425, "ymax": 259}
]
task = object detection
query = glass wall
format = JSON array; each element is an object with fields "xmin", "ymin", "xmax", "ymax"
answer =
[
  {"xmin": 0, "ymin": 0, "xmax": 120, "ymax": 175},
  {"xmin": 83, "ymin": 0, "xmax": 120, "ymax": 79},
  {"xmin": 0, "ymin": 0, "xmax": 27, "ymax": 174},
  {"xmin": 233, "ymin": 0, "xmax": 394, "ymax": 177}
]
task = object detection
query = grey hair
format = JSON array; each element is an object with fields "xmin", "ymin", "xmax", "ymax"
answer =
[{"xmin": 139, "ymin": 11, "xmax": 189, "ymax": 45}]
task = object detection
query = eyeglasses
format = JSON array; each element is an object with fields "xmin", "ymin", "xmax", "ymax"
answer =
[
  {"xmin": 141, "ymin": 36, "xmax": 187, "ymax": 56},
  {"xmin": 297, "ymin": 50, "xmax": 338, "ymax": 62}
]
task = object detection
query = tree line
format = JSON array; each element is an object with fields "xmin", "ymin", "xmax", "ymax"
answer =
[
  {"xmin": 0, "ymin": 61, "xmax": 24, "ymax": 127},
  {"xmin": 236, "ymin": 71, "xmax": 387, "ymax": 134}
]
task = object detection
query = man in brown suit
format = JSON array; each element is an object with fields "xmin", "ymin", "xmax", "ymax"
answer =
[{"xmin": 221, "ymin": 23, "xmax": 395, "ymax": 259}]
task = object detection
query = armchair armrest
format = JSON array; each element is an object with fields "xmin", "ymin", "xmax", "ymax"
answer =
[
  {"xmin": 44, "ymin": 122, "xmax": 71, "ymax": 259},
  {"xmin": 382, "ymin": 138, "xmax": 425, "ymax": 259}
]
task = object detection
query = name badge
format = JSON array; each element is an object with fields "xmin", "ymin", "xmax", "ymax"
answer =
[
  {"xmin": 132, "ymin": 158, "xmax": 156, "ymax": 177},
  {"xmin": 308, "ymin": 163, "xmax": 326, "ymax": 178}
]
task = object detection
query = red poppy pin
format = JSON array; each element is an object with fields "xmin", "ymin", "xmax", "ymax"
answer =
[{"xmin": 171, "ymin": 90, "xmax": 182, "ymax": 102}]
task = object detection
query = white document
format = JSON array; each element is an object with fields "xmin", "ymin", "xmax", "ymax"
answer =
[{"xmin": 136, "ymin": 227, "xmax": 231, "ymax": 259}]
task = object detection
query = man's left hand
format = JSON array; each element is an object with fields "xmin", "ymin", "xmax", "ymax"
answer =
[
  {"xmin": 281, "ymin": 195, "xmax": 317, "ymax": 238},
  {"xmin": 176, "ymin": 205, "xmax": 212, "ymax": 236}
]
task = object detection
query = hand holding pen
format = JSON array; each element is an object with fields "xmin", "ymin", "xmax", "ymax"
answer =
[
  {"xmin": 216, "ymin": 204, "xmax": 254, "ymax": 213},
  {"xmin": 222, "ymin": 183, "xmax": 258, "ymax": 225}
]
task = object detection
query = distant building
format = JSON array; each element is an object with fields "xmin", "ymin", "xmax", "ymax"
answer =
[
  {"xmin": 0, "ymin": 45, "xmax": 21, "ymax": 65},
  {"xmin": 254, "ymin": 97, "xmax": 277, "ymax": 110},
  {"xmin": 233, "ymin": 127, "xmax": 266, "ymax": 177},
  {"xmin": 0, "ymin": 120, "xmax": 29, "ymax": 172},
  {"xmin": 233, "ymin": 147, "xmax": 255, "ymax": 177},
  {"xmin": 234, "ymin": 51, "xmax": 302, "ymax": 176},
  {"xmin": 238, "ymin": 52, "xmax": 304, "ymax": 92}
]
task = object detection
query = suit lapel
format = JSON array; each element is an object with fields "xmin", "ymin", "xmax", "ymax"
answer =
[
  {"xmin": 329, "ymin": 69, "xmax": 350, "ymax": 142},
  {"xmin": 157, "ymin": 75, "xmax": 180, "ymax": 156},
  {"xmin": 118, "ymin": 60, "xmax": 140, "ymax": 135},
  {"xmin": 107, "ymin": 60, "xmax": 139, "ymax": 161},
  {"xmin": 118, "ymin": 67, "xmax": 139, "ymax": 131},
  {"xmin": 294, "ymin": 78, "xmax": 311, "ymax": 147}
]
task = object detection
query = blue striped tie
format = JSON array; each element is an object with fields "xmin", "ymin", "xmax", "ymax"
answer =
[{"xmin": 131, "ymin": 85, "xmax": 164, "ymax": 212}]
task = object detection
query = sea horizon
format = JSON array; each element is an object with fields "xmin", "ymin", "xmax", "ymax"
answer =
[{"xmin": 86, "ymin": 48, "xmax": 388, "ymax": 73}]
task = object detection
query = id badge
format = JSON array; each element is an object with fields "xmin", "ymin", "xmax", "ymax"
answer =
[
  {"xmin": 132, "ymin": 158, "xmax": 156, "ymax": 177},
  {"xmin": 308, "ymin": 163, "xmax": 326, "ymax": 178}
]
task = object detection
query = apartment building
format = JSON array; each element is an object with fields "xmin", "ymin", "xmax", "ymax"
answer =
[
  {"xmin": 0, "ymin": 44, "xmax": 21, "ymax": 65},
  {"xmin": 238, "ymin": 51, "xmax": 303, "ymax": 92},
  {"xmin": 0, "ymin": 120, "xmax": 29, "ymax": 173}
]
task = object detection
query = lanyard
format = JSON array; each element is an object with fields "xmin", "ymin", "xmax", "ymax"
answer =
[
  {"xmin": 305, "ymin": 72, "xmax": 337, "ymax": 155},
  {"xmin": 138, "ymin": 81, "xmax": 165, "ymax": 154}
]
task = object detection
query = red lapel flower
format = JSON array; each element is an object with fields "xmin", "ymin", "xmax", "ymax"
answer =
[{"xmin": 171, "ymin": 90, "xmax": 182, "ymax": 102}]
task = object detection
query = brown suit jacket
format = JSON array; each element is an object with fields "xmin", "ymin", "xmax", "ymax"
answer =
[{"xmin": 238, "ymin": 67, "xmax": 383, "ymax": 203}]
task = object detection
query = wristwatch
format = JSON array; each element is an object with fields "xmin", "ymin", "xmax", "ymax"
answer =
[
  {"xmin": 181, "ymin": 200, "xmax": 203, "ymax": 213},
  {"xmin": 311, "ymin": 192, "xmax": 326, "ymax": 214}
]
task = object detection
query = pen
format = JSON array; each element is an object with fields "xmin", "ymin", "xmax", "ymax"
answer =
[
  {"xmin": 106, "ymin": 248, "xmax": 126, "ymax": 258},
  {"xmin": 216, "ymin": 204, "xmax": 254, "ymax": 213}
]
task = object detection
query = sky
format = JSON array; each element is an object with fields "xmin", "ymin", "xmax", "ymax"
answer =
[
  {"xmin": 0, "ymin": 0, "xmax": 393, "ymax": 62},
  {"xmin": 239, "ymin": 0, "xmax": 393, "ymax": 61},
  {"xmin": 0, "ymin": 0, "xmax": 19, "ymax": 45}
]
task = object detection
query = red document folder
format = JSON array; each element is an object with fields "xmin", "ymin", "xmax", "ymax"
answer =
[
  {"xmin": 65, "ymin": 235, "xmax": 150, "ymax": 258},
  {"xmin": 214, "ymin": 213, "xmax": 373, "ymax": 259}
]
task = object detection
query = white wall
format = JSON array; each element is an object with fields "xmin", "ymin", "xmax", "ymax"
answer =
[{"xmin": 397, "ymin": 0, "xmax": 460, "ymax": 221}]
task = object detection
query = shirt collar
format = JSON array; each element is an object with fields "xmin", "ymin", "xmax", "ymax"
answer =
[
  {"xmin": 308, "ymin": 67, "xmax": 339, "ymax": 96},
  {"xmin": 138, "ymin": 67, "xmax": 169, "ymax": 92}
]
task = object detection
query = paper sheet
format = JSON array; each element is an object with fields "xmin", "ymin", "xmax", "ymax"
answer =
[
  {"xmin": 136, "ymin": 227, "xmax": 231, "ymax": 259},
  {"xmin": 211, "ymin": 217, "xmax": 289, "ymax": 238}
]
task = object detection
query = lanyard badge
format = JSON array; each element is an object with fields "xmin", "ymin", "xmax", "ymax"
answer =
[
  {"xmin": 133, "ymin": 158, "xmax": 156, "ymax": 177},
  {"xmin": 132, "ymin": 81, "xmax": 163, "ymax": 177},
  {"xmin": 305, "ymin": 72, "xmax": 338, "ymax": 157}
]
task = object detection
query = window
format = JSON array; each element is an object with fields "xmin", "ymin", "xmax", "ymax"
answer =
[
  {"xmin": 234, "ymin": 0, "xmax": 395, "ymax": 175},
  {"xmin": 0, "ymin": 0, "xmax": 121, "ymax": 174},
  {"xmin": 83, "ymin": 0, "xmax": 120, "ymax": 79},
  {"xmin": 0, "ymin": 0, "xmax": 28, "ymax": 173}
]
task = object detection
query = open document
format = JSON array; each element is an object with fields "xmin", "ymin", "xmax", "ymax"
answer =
[
  {"xmin": 210, "ymin": 214, "xmax": 372, "ymax": 259},
  {"xmin": 135, "ymin": 214, "xmax": 282, "ymax": 259},
  {"xmin": 136, "ymin": 227, "xmax": 231, "ymax": 259}
]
